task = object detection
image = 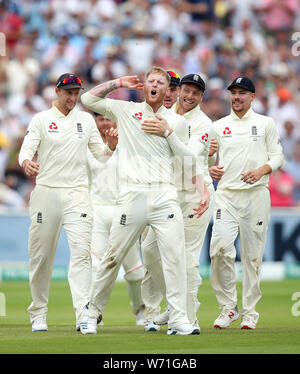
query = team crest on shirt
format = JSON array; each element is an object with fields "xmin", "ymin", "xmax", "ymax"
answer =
[
  {"xmin": 222, "ymin": 126, "xmax": 232, "ymax": 137},
  {"xmin": 250, "ymin": 125, "xmax": 260, "ymax": 141},
  {"xmin": 76, "ymin": 123, "xmax": 84, "ymax": 138},
  {"xmin": 132, "ymin": 112, "xmax": 143, "ymax": 121},
  {"xmin": 48, "ymin": 122, "xmax": 59, "ymax": 133}
]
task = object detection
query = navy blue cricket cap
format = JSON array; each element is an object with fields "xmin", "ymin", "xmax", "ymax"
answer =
[
  {"xmin": 180, "ymin": 73, "xmax": 206, "ymax": 91},
  {"xmin": 227, "ymin": 76, "xmax": 255, "ymax": 93},
  {"xmin": 56, "ymin": 73, "xmax": 84, "ymax": 89}
]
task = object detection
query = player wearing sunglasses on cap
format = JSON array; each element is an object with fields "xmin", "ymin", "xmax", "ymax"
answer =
[{"xmin": 19, "ymin": 73, "xmax": 118, "ymax": 333}]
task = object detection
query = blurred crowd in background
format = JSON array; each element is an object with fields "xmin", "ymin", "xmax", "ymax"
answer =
[{"xmin": 0, "ymin": 0, "xmax": 300, "ymax": 209}]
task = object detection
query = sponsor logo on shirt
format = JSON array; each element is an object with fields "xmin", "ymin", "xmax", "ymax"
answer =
[
  {"xmin": 222, "ymin": 127, "xmax": 232, "ymax": 137},
  {"xmin": 48, "ymin": 122, "xmax": 58, "ymax": 133},
  {"xmin": 199, "ymin": 133, "xmax": 208, "ymax": 143},
  {"xmin": 132, "ymin": 112, "xmax": 143, "ymax": 120}
]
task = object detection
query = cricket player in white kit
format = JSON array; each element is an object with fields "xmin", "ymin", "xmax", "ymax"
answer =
[
  {"xmin": 80, "ymin": 67, "xmax": 208, "ymax": 335},
  {"xmin": 139, "ymin": 70, "xmax": 182, "ymax": 328},
  {"xmin": 18, "ymin": 74, "xmax": 117, "ymax": 332},
  {"xmin": 209, "ymin": 77, "xmax": 285, "ymax": 330},
  {"xmin": 87, "ymin": 113, "xmax": 145, "ymax": 325},
  {"xmin": 141, "ymin": 74, "xmax": 215, "ymax": 333}
]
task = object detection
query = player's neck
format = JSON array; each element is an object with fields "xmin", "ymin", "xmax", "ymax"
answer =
[
  {"xmin": 147, "ymin": 101, "xmax": 163, "ymax": 113},
  {"xmin": 176, "ymin": 106, "xmax": 189, "ymax": 115},
  {"xmin": 55, "ymin": 102, "xmax": 72, "ymax": 116}
]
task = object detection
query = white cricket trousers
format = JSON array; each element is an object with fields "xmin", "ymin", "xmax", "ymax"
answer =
[
  {"xmin": 141, "ymin": 184, "xmax": 215, "ymax": 324},
  {"xmin": 91, "ymin": 203, "xmax": 144, "ymax": 314},
  {"xmin": 89, "ymin": 188, "xmax": 190, "ymax": 328},
  {"xmin": 210, "ymin": 186, "xmax": 270, "ymax": 323},
  {"xmin": 27, "ymin": 185, "xmax": 93, "ymax": 324}
]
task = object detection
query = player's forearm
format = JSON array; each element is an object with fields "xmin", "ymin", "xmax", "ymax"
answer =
[
  {"xmin": 81, "ymin": 79, "xmax": 121, "ymax": 114},
  {"xmin": 18, "ymin": 147, "xmax": 35, "ymax": 168},
  {"xmin": 88, "ymin": 79, "xmax": 122, "ymax": 98},
  {"xmin": 257, "ymin": 164, "xmax": 273, "ymax": 177},
  {"xmin": 208, "ymin": 154, "xmax": 217, "ymax": 167},
  {"xmin": 267, "ymin": 153, "xmax": 285, "ymax": 173},
  {"xmin": 167, "ymin": 132, "xmax": 196, "ymax": 161}
]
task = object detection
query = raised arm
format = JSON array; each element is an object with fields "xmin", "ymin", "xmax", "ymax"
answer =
[{"xmin": 81, "ymin": 76, "xmax": 144, "ymax": 115}]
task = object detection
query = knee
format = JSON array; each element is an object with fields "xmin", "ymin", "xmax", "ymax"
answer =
[{"xmin": 210, "ymin": 239, "xmax": 236, "ymax": 260}]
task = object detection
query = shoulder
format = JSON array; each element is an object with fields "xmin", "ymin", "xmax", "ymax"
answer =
[
  {"xmin": 31, "ymin": 109, "xmax": 52, "ymax": 124},
  {"xmin": 252, "ymin": 112, "xmax": 276, "ymax": 128},
  {"xmin": 212, "ymin": 114, "xmax": 231, "ymax": 127},
  {"xmin": 252, "ymin": 111, "xmax": 270, "ymax": 121},
  {"xmin": 167, "ymin": 110, "xmax": 188, "ymax": 125},
  {"xmin": 78, "ymin": 109, "xmax": 95, "ymax": 120},
  {"xmin": 199, "ymin": 110, "xmax": 213, "ymax": 130},
  {"xmin": 200, "ymin": 109, "xmax": 213, "ymax": 124}
]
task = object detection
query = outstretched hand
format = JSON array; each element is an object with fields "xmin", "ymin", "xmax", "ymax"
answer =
[
  {"xmin": 193, "ymin": 196, "xmax": 209, "ymax": 218},
  {"xmin": 120, "ymin": 76, "xmax": 144, "ymax": 90}
]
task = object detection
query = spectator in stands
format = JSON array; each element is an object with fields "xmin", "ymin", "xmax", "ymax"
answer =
[
  {"xmin": 268, "ymin": 87, "xmax": 299, "ymax": 138},
  {"xmin": 257, "ymin": 0, "xmax": 299, "ymax": 32},
  {"xmin": 0, "ymin": 130, "xmax": 9, "ymax": 179},
  {"xmin": 0, "ymin": 0, "xmax": 24, "ymax": 51},
  {"xmin": 5, "ymin": 41, "xmax": 41, "ymax": 96},
  {"xmin": 286, "ymin": 140, "xmax": 300, "ymax": 205},
  {"xmin": 281, "ymin": 120, "xmax": 300, "ymax": 161},
  {"xmin": 1, "ymin": 0, "xmax": 300, "ymax": 209},
  {"xmin": 268, "ymin": 168, "xmax": 295, "ymax": 207}
]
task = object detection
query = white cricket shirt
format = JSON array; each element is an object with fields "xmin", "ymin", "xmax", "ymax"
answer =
[
  {"xmin": 212, "ymin": 108, "xmax": 285, "ymax": 190},
  {"xmin": 87, "ymin": 149, "xmax": 119, "ymax": 206},
  {"xmin": 19, "ymin": 103, "xmax": 112, "ymax": 188},
  {"xmin": 172, "ymin": 102, "xmax": 214, "ymax": 194},
  {"xmin": 81, "ymin": 92, "xmax": 191, "ymax": 191}
]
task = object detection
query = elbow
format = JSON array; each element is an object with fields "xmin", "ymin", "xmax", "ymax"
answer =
[{"xmin": 80, "ymin": 92, "xmax": 89, "ymax": 108}]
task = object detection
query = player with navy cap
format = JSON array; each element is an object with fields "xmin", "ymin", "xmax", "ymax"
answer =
[
  {"xmin": 209, "ymin": 76, "xmax": 285, "ymax": 330},
  {"xmin": 18, "ymin": 73, "xmax": 118, "ymax": 333}
]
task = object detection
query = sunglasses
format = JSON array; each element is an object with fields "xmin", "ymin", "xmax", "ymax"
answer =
[
  {"xmin": 167, "ymin": 71, "xmax": 180, "ymax": 79},
  {"xmin": 57, "ymin": 76, "xmax": 82, "ymax": 87}
]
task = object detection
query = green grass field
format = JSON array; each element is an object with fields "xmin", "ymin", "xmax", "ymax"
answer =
[{"xmin": 0, "ymin": 279, "xmax": 299, "ymax": 355}]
